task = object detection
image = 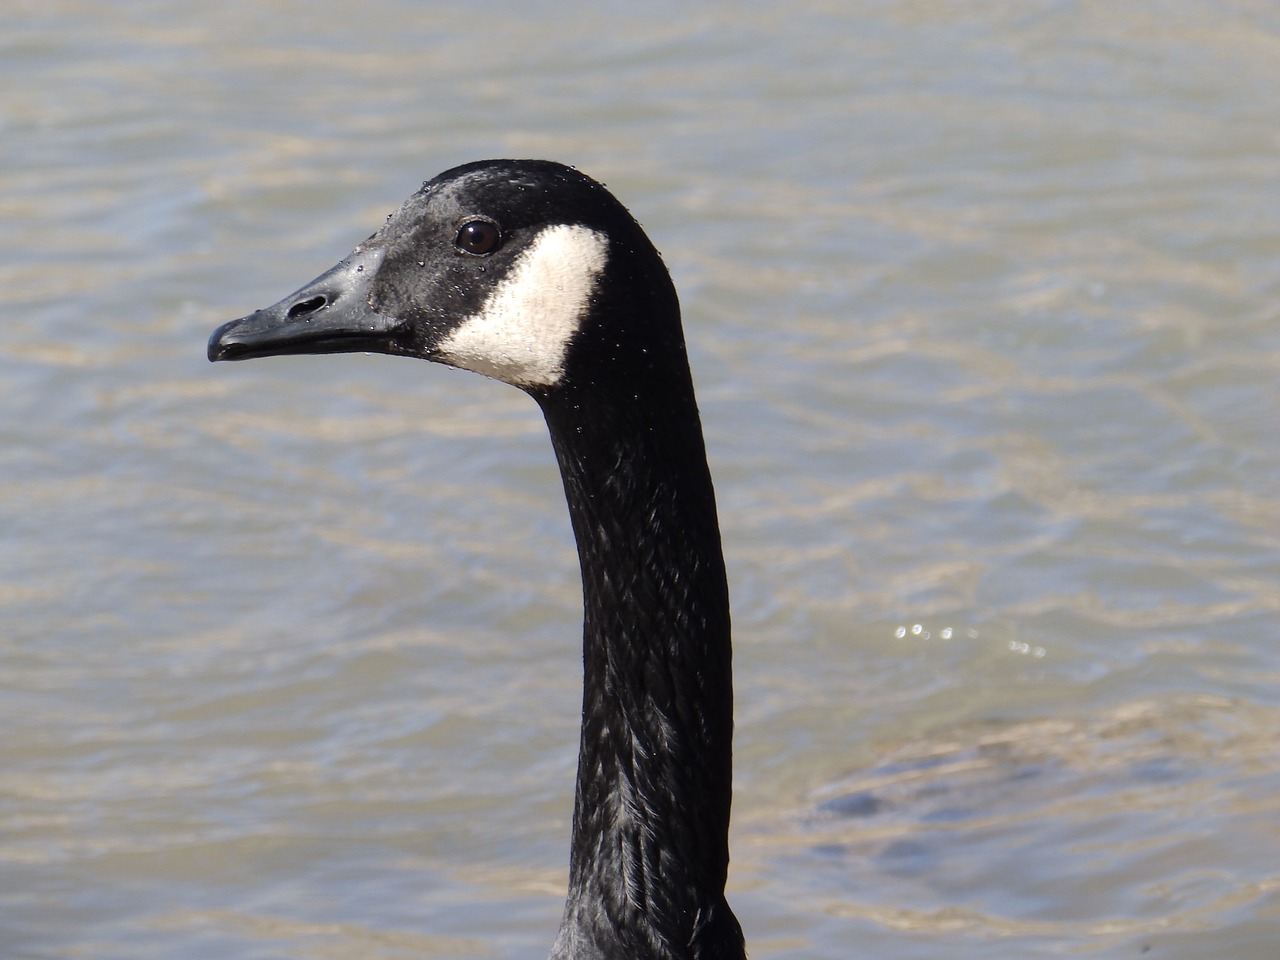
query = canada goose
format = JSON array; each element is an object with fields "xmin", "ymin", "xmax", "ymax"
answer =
[{"xmin": 208, "ymin": 160, "xmax": 746, "ymax": 960}]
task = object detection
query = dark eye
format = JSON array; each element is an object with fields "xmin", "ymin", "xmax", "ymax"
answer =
[{"xmin": 455, "ymin": 219, "xmax": 500, "ymax": 255}]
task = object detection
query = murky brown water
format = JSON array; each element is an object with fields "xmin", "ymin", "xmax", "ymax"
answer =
[{"xmin": 3, "ymin": 3, "xmax": 1278, "ymax": 958}]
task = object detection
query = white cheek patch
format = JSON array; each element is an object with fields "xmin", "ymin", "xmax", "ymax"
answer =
[{"xmin": 438, "ymin": 224, "xmax": 609, "ymax": 388}]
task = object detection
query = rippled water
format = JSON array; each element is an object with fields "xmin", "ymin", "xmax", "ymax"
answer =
[{"xmin": 3, "ymin": 3, "xmax": 1279, "ymax": 958}]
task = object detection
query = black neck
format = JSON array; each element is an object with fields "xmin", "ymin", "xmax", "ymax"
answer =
[{"xmin": 536, "ymin": 363, "xmax": 744, "ymax": 960}]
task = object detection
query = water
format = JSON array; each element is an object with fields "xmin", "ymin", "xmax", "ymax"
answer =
[{"xmin": 3, "ymin": 2, "xmax": 1279, "ymax": 958}]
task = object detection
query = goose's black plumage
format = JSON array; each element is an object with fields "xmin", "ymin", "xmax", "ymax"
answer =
[{"xmin": 208, "ymin": 160, "xmax": 745, "ymax": 960}]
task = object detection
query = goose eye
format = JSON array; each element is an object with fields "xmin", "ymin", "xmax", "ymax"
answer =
[{"xmin": 455, "ymin": 220, "xmax": 501, "ymax": 255}]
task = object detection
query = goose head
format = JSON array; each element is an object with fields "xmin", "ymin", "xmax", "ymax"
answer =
[{"xmin": 208, "ymin": 159, "xmax": 686, "ymax": 401}]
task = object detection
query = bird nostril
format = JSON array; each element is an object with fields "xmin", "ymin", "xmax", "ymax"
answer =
[{"xmin": 287, "ymin": 295, "xmax": 327, "ymax": 319}]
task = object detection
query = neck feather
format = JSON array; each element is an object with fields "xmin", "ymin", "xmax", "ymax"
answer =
[{"xmin": 536, "ymin": 365, "xmax": 744, "ymax": 960}]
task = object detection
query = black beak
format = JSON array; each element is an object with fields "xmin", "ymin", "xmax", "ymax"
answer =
[{"xmin": 208, "ymin": 245, "xmax": 402, "ymax": 362}]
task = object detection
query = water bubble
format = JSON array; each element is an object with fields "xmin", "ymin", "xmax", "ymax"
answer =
[{"xmin": 1007, "ymin": 640, "xmax": 1045, "ymax": 657}]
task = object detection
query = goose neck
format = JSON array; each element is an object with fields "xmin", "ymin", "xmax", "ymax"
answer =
[{"xmin": 538, "ymin": 382, "xmax": 742, "ymax": 959}]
